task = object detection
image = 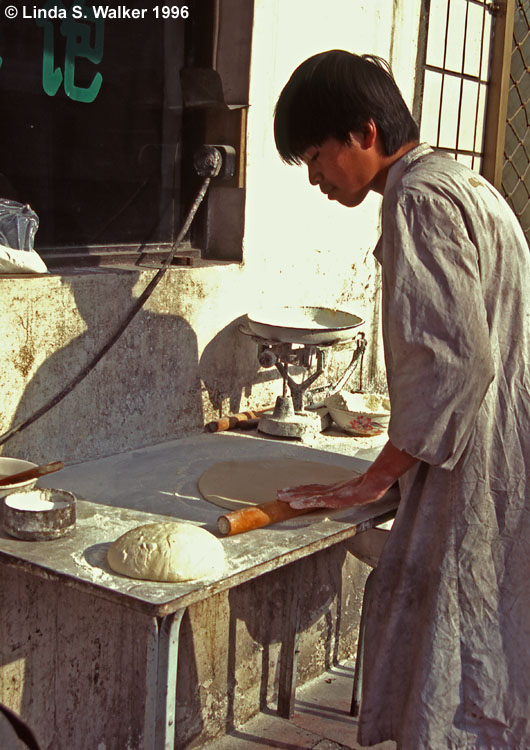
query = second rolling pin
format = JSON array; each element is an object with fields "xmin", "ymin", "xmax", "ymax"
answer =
[
  {"xmin": 217, "ymin": 499, "xmax": 314, "ymax": 536},
  {"xmin": 204, "ymin": 407, "xmax": 273, "ymax": 433}
]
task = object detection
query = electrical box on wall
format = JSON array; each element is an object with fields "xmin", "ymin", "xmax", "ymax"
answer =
[{"xmin": 204, "ymin": 107, "xmax": 248, "ymax": 189}]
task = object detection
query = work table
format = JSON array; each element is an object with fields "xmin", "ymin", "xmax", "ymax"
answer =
[{"xmin": 0, "ymin": 429, "xmax": 398, "ymax": 749}]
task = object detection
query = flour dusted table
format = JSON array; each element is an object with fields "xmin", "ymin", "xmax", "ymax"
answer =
[{"xmin": 0, "ymin": 431, "xmax": 398, "ymax": 749}]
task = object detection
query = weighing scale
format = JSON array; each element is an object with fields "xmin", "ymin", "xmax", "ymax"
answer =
[{"xmin": 240, "ymin": 306, "xmax": 366, "ymax": 440}]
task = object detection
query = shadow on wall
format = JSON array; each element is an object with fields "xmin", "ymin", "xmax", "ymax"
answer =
[
  {"xmin": 2, "ymin": 271, "xmax": 204, "ymax": 464},
  {"xmin": 199, "ymin": 315, "xmax": 280, "ymax": 415},
  {"xmin": 225, "ymin": 549, "xmax": 351, "ymax": 723},
  {"xmin": 173, "ymin": 546, "xmax": 362, "ymax": 748}
]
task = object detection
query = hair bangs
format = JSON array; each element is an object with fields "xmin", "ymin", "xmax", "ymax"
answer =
[
  {"xmin": 274, "ymin": 97, "xmax": 331, "ymax": 165},
  {"xmin": 274, "ymin": 53, "xmax": 355, "ymax": 164}
]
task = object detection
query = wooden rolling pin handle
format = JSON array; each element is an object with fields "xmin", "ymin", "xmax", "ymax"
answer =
[
  {"xmin": 205, "ymin": 413, "xmax": 256, "ymax": 433},
  {"xmin": 205, "ymin": 407, "xmax": 272, "ymax": 433},
  {"xmin": 217, "ymin": 499, "xmax": 311, "ymax": 536},
  {"xmin": 0, "ymin": 460, "xmax": 65, "ymax": 487}
]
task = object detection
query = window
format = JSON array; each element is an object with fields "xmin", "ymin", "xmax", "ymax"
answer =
[
  {"xmin": 0, "ymin": 0, "xmax": 250, "ymax": 267},
  {"xmin": 414, "ymin": 0, "xmax": 494, "ymax": 172}
]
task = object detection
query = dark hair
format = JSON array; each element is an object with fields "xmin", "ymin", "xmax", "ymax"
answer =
[{"xmin": 274, "ymin": 50, "xmax": 419, "ymax": 163}]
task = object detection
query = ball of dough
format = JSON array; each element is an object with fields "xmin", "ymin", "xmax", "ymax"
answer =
[{"xmin": 107, "ymin": 522, "xmax": 225, "ymax": 582}]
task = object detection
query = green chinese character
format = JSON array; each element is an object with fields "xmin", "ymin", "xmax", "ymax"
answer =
[
  {"xmin": 35, "ymin": 0, "xmax": 65, "ymax": 96},
  {"xmin": 36, "ymin": 0, "xmax": 104, "ymax": 103}
]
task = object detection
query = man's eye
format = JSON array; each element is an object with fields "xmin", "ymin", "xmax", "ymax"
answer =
[{"xmin": 302, "ymin": 150, "xmax": 319, "ymax": 165}]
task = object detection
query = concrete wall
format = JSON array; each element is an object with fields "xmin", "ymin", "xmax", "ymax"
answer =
[{"xmin": 0, "ymin": 0, "xmax": 423, "ymax": 464}]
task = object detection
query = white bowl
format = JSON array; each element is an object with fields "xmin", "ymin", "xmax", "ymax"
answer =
[
  {"xmin": 327, "ymin": 405, "xmax": 390, "ymax": 436},
  {"xmin": 0, "ymin": 457, "xmax": 39, "ymax": 497},
  {"xmin": 325, "ymin": 391, "xmax": 390, "ymax": 437}
]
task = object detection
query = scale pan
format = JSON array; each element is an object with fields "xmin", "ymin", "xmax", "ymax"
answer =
[{"xmin": 246, "ymin": 306, "xmax": 363, "ymax": 344}]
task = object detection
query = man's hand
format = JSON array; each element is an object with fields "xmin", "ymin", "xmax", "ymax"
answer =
[
  {"xmin": 277, "ymin": 440, "xmax": 417, "ymax": 511},
  {"xmin": 277, "ymin": 473, "xmax": 387, "ymax": 510}
]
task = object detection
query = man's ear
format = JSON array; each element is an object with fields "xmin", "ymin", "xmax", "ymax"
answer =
[
  {"xmin": 349, "ymin": 121, "xmax": 378, "ymax": 151},
  {"xmin": 361, "ymin": 119, "xmax": 378, "ymax": 149}
]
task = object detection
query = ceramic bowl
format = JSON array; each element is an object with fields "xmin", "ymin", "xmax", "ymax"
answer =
[
  {"xmin": 0, "ymin": 457, "xmax": 39, "ymax": 497},
  {"xmin": 325, "ymin": 391, "xmax": 390, "ymax": 437},
  {"xmin": 327, "ymin": 405, "xmax": 390, "ymax": 436}
]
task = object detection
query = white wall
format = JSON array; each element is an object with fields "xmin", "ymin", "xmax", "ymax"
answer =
[{"xmin": 244, "ymin": 0, "xmax": 422, "ymax": 348}]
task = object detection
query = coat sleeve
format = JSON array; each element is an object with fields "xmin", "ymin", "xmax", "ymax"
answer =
[{"xmin": 382, "ymin": 190, "xmax": 494, "ymax": 469}]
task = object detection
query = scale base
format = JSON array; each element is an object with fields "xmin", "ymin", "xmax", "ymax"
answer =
[{"xmin": 257, "ymin": 396, "xmax": 330, "ymax": 440}]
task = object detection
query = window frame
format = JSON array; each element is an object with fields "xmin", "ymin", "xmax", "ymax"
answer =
[{"xmin": 0, "ymin": 0, "xmax": 253, "ymax": 271}]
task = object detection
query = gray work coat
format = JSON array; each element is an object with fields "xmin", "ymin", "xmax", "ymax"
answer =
[{"xmin": 358, "ymin": 144, "xmax": 530, "ymax": 750}]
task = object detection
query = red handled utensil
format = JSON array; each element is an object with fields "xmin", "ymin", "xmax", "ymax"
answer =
[{"xmin": 0, "ymin": 461, "xmax": 65, "ymax": 487}]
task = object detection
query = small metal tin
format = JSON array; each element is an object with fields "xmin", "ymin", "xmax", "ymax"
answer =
[{"xmin": 2, "ymin": 488, "xmax": 76, "ymax": 541}]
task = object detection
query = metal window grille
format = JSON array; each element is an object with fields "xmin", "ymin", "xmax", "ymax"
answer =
[{"xmin": 502, "ymin": 0, "xmax": 530, "ymax": 240}]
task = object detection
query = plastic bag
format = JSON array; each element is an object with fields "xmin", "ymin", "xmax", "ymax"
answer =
[{"xmin": 0, "ymin": 199, "xmax": 47, "ymax": 274}]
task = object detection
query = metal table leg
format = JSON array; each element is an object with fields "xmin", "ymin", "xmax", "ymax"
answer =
[
  {"xmin": 277, "ymin": 567, "xmax": 302, "ymax": 719},
  {"xmin": 144, "ymin": 609, "xmax": 186, "ymax": 750},
  {"xmin": 350, "ymin": 570, "xmax": 375, "ymax": 717}
]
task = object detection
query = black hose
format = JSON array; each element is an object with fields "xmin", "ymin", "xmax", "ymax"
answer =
[{"xmin": 0, "ymin": 159, "xmax": 220, "ymax": 447}]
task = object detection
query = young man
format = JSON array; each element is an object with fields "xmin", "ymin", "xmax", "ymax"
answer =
[{"xmin": 275, "ymin": 50, "xmax": 530, "ymax": 750}]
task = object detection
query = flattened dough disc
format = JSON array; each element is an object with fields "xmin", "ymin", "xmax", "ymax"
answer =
[{"xmin": 197, "ymin": 459, "xmax": 357, "ymax": 512}]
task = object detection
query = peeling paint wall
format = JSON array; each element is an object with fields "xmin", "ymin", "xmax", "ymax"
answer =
[
  {"xmin": 0, "ymin": 0, "xmax": 422, "ymax": 464},
  {"xmin": 0, "ymin": 266, "xmax": 265, "ymax": 462}
]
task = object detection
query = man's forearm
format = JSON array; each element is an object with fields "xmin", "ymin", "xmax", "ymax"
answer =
[{"xmin": 363, "ymin": 440, "xmax": 418, "ymax": 498}]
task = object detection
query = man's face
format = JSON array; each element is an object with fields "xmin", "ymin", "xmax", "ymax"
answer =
[{"xmin": 302, "ymin": 133, "xmax": 378, "ymax": 207}]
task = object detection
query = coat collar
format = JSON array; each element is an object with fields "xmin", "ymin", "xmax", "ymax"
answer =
[{"xmin": 384, "ymin": 142, "xmax": 434, "ymax": 196}]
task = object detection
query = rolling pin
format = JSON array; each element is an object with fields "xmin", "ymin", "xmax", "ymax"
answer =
[
  {"xmin": 204, "ymin": 407, "xmax": 272, "ymax": 433},
  {"xmin": 217, "ymin": 499, "xmax": 313, "ymax": 536}
]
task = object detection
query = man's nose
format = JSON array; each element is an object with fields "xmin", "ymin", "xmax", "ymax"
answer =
[{"xmin": 307, "ymin": 162, "xmax": 320, "ymax": 186}]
